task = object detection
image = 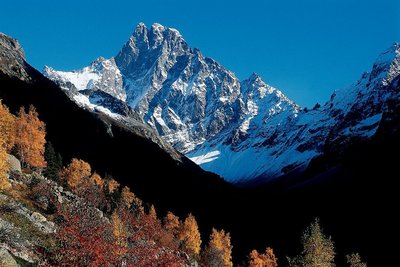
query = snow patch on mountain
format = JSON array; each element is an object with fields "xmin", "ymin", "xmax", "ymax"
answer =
[
  {"xmin": 44, "ymin": 57, "xmax": 125, "ymax": 101},
  {"xmin": 43, "ymin": 23, "xmax": 400, "ymax": 183}
]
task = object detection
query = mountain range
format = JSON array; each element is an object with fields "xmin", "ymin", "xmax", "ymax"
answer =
[
  {"xmin": 44, "ymin": 22, "xmax": 400, "ymax": 184},
  {"xmin": 0, "ymin": 25, "xmax": 400, "ymax": 266}
]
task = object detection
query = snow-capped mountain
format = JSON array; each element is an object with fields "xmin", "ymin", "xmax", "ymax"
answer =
[
  {"xmin": 188, "ymin": 43, "xmax": 400, "ymax": 182},
  {"xmin": 43, "ymin": 22, "xmax": 400, "ymax": 183}
]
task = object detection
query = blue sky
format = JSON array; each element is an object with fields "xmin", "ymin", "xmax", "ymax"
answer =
[{"xmin": 1, "ymin": 0, "xmax": 399, "ymax": 107}]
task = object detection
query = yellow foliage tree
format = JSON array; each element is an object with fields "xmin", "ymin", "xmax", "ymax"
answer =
[
  {"xmin": 0, "ymin": 135, "xmax": 10, "ymax": 190},
  {"xmin": 111, "ymin": 211, "xmax": 128, "ymax": 259},
  {"xmin": 15, "ymin": 105, "xmax": 46, "ymax": 168},
  {"xmin": 149, "ymin": 204, "xmax": 157, "ymax": 219},
  {"xmin": 181, "ymin": 213, "xmax": 202, "ymax": 258},
  {"xmin": 107, "ymin": 178, "xmax": 120, "ymax": 194},
  {"xmin": 120, "ymin": 186, "xmax": 135, "ymax": 209},
  {"xmin": 59, "ymin": 158, "xmax": 91, "ymax": 189},
  {"xmin": 164, "ymin": 211, "xmax": 181, "ymax": 236},
  {"xmin": 160, "ymin": 211, "xmax": 182, "ymax": 249},
  {"xmin": 249, "ymin": 247, "xmax": 278, "ymax": 267},
  {"xmin": 204, "ymin": 228, "xmax": 233, "ymax": 267},
  {"xmin": 90, "ymin": 172, "xmax": 104, "ymax": 189},
  {"xmin": 0, "ymin": 101, "xmax": 16, "ymax": 152}
]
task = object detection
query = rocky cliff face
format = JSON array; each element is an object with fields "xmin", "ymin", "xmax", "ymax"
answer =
[
  {"xmin": 0, "ymin": 33, "xmax": 30, "ymax": 82},
  {"xmin": 43, "ymin": 23, "xmax": 400, "ymax": 183},
  {"xmin": 44, "ymin": 23, "xmax": 298, "ymax": 154}
]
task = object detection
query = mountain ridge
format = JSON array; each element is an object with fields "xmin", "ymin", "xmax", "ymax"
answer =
[
  {"xmin": 2, "ymin": 31, "xmax": 400, "ymax": 266},
  {"xmin": 43, "ymin": 23, "xmax": 400, "ymax": 183}
]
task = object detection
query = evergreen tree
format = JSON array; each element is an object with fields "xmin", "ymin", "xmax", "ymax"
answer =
[
  {"xmin": 288, "ymin": 218, "xmax": 335, "ymax": 267},
  {"xmin": 346, "ymin": 253, "xmax": 366, "ymax": 267},
  {"xmin": 43, "ymin": 142, "xmax": 62, "ymax": 181}
]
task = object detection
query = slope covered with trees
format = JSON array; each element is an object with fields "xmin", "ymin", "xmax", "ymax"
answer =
[{"xmin": 0, "ymin": 102, "xmax": 368, "ymax": 266}]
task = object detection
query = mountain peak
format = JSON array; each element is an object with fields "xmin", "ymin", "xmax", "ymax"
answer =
[
  {"xmin": 247, "ymin": 72, "xmax": 262, "ymax": 82},
  {"xmin": 370, "ymin": 42, "xmax": 400, "ymax": 85},
  {"xmin": 151, "ymin": 22, "xmax": 165, "ymax": 31}
]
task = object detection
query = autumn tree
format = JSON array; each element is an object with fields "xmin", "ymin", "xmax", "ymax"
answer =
[
  {"xmin": 90, "ymin": 172, "xmax": 104, "ymax": 189},
  {"xmin": 120, "ymin": 186, "xmax": 143, "ymax": 212},
  {"xmin": 59, "ymin": 158, "xmax": 91, "ymax": 189},
  {"xmin": 164, "ymin": 211, "xmax": 181, "ymax": 236},
  {"xmin": 149, "ymin": 204, "xmax": 157, "ymax": 219},
  {"xmin": 15, "ymin": 105, "xmax": 46, "ymax": 168},
  {"xmin": 117, "ymin": 205, "xmax": 186, "ymax": 266},
  {"xmin": 43, "ymin": 142, "xmax": 62, "ymax": 181},
  {"xmin": 0, "ymin": 136, "xmax": 10, "ymax": 190},
  {"xmin": 288, "ymin": 218, "xmax": 335, "ymax": 267},
  {"xmin": 0, "ymin": 101, "xmax": 16, "ymax": 152},
  {"xmin": 111, "ymin": 211, "xmax": 128, "ymax": 262},
  {"xmin": 180, "ymin": 213, "xmax": 202, "ymax": 259},
  {"xmin": 107, "ymin": 178, "xmax": 120, "ymax": 194},
  {"xmin": 248, "ymin": 247, "xmax": 278, "ymax": 267},
  {"xmin": 346, "ymin": 253, "xmax": 367, "ymax": 267},
  {"xmin": 204, "ymin": 228, "xmax": 233, "ymax": 267},
  {"xmin": 159, "ymin": 211, "xmax": 182, "ymax": 250}
]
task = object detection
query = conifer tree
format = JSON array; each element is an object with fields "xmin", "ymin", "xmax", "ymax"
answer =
[
  {"xmin": 288, "ymin": 218, "xmax": 335, "ymax": 267},
  {"xmin": 181, "ymin": 213, "xmax": 202, "ymax": 258},
  {"xmin": 0, "ymin": 135, "xmax": 10, "ymax": 190},
  {"xmin": 59, "ymin": 158, "xmax": 91, "ymax": 189},
  {"xmin": 120, "ymin": 186, "xmax": 135, "ymax": 209},
  {"xmin": 43, "ymin": 142, "xmax": 62, "ymax": 181},
  {"xmin": 149, "ymin": 204, "xmax": 157, "ymax": 219},
  {"xmin": 248, "ymin": 247, "xmax": 278, "ymax": 267},
  {"xmin": 15, "ymin": 105, "xmax": 46, "ymax": 168},
  {"xmin": 0, "ymin": 101, "xmax": 16, "ymax": 152},
  {"xmin": 204, "ymin": 228, "xmax": 233, "ymax": 267},
  {"xmin": 111, "ymin": 211, "xmax": 128, "ymax": 260},
  {"xmin": 346, "ymin": 253, "xmax": 366, "ymax": 267},
  {"xmin": 164, "ymin": 211, "xmax": 181, "ymax": 236},
  {"xmin": 90, "ymin": 172, "xmax": 104, "ymax": 189}
]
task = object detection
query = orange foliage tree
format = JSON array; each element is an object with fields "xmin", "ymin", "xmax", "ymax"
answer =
[
  {"xmin": 248, "ymin": 247, "xmax": 278, "ymax": 267},
  {"xmin": 0, "ymin": 101, "xmax": 16, "ymax": 152},
  {"xmin": 160, "ymin": 211, "xmax": 182, "ymax": 250},
  {"xmin": 0, "ymin": 135, "xmax": 10, "ymax": 190},
  {"xmin": 120, "ymin": 186, "xmax": 136, "ymax": 209},
  {"xmin": 59, "ymin": 158, "xmax": 91, "ymax": 189},
  {"xmin": 111, "ymin": 211, "xmax": 128, "ymax": 261},
  {"xmin": 204, "ymin": 228, "xmax": 233, "ymax": 267},
  {"xmin": 107, "ymin": 178, "xmax": 120, "ymax": 194},
  {"xmin": 90, "ymin": 172, "xmax": 104, "ymax": 189},
  {"xmin": 15, "ymin": 105, "xmax": 46, "ymax": 168},
  {"xmin": 180, "ymin": 213, "xmax": 202, "ymax": 259}
]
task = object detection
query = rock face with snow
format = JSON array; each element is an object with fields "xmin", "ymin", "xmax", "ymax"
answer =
[{"xmin": 43, "ymin": 23, "xmax": 400, "ymax": 183}]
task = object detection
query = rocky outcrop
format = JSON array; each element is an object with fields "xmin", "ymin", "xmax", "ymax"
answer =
[
  {"xmin": 7, "ymin": 155, "xmax": 21, "ymax": 173},
  {"xmin": 0, "ymin": 33, "xmax": 30, "ymax": 81},
  {"xmin": 0, "ymin": 247, "xmax": 19, "ymax": 267}
]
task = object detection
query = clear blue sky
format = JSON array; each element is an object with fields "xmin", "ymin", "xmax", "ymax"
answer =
[{"xmin": 1, "ymin": 0, "xmax": 399, "ymax": 107}]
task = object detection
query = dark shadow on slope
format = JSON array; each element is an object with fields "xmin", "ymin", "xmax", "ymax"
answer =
[{"xmin": 1, "ymin": 61, "xmax": 398, "ymax": 266}]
